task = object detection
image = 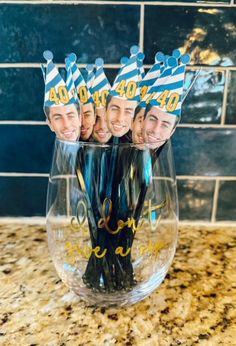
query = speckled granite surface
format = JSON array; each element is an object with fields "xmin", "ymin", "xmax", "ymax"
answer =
[{"xmin": 0, "ymin": 223, "xmax": 235, "ymax": 346}]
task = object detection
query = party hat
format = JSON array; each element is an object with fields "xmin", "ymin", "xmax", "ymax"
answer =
[
  {"xmin": 109, "ymin": 52, "xmax": 140, "ymax": 102},
  {"xmin": 140, "ymin": 51, "xmax": 165, "ymax": 101},
  {"xmin": 149, "ymin": 52, "xmax": 191, "ymax": 117},
  {"xmin": 65, "ymin": 57, "xmax": 80, "ymax": 105},
  {"xmin": 128, "ymin": 45, "xmax": 145, "ymax": 83},
  {"xmin": 85, "ymin": 64, "xmax": 95, "ymax": 91},
  {"xmin": 139, "ymin": 54, "xmax": 178, "ymax": 108},
  {"xmin": 91, "ymin": 58, "xmax": 111, "ymax": 108},
  {"xmin": 67, "ymin": 53, "xmax": 93, "ymax": 104},
  {"xmin": 42, "ymin": 50, "xmax": 77, "ymax": 110}
]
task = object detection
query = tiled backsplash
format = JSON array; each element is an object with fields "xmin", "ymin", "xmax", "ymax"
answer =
[{"xmin": 0, "ymin": 1, "xmax": 236, "ymax": 222}]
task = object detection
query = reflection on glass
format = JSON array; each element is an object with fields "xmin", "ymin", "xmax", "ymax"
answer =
[{"xmin": 46, "ymin": 139, "xmax": 178, "ymax": 307}]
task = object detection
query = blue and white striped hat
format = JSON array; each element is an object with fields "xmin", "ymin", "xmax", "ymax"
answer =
[
  {"xmin": 85, "ymin": 64, "xmax": 95, "ymax": 91},
  {"xmin": 65, "ymin": 57, "xmax": 80, "ymax": 105},
  {"xmin": 149, "ymin": 52, "xmax": 191, "ymax": 117},
  {"xmin": 41, "ymin": 50, "xmax": 77, "ymax": 110},
  {"xmin": 140, "ymin": 51, "xmax": 165, "ymax": 100},
  {"xmin": 129, "ymin": 45, "xmax": 145, "ymax": 83},
  {"xmin": 91, "ymin": 58, "xmax": 111, "ymax": 108},
  {"xmin": 139, "ymin": 54, "xmax": 178, "ymax": 108},
  {"xmin": 67, "ymin": 53, "xmax": 93, "ymax": 105},
  {"xmin": 109, "ymin": 50, "xmax": 140, "ymax": 102}
]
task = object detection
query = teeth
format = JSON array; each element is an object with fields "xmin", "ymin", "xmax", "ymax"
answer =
[
  {"xmin": 148, "ymin": 134, "xmax": 159, "ymax": 142},
  {"xmin": 113, "ymin": 124, "xmax": 123, "ymax": 130}
]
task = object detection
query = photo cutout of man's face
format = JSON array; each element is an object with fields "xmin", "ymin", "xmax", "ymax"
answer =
[
  {"xmin": 92, "ymin": 107, "xmax": 112, "ymax": 144},
  {"xmin": 80, "ymin": 103, "xmax": 96, "ymax": 141},
  {"xmin": 143, "ymin": 106, "xmax": 177, "ymax": 149},
  {"xmin": 47, "ymin": 103, "xmax": 81, "ymax": 142},
  {"xmin": 106, "ymin": 96, "xmax": 138, "ymax": 137},
  {"xmin": 132, "ymin": 107, "xmax": 145, "ymax": 147}
]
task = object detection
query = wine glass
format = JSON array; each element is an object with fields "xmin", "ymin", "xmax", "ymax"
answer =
[{"xmin": 46, "ymin": 138, "xmax": 178, "ymax": 307}]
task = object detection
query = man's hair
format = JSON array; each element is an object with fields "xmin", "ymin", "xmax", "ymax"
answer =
[
  {"xmin": 105, "ymin": 94, "xmax": 113, "ymax": 110},
  {"xmin": 143, "ymin": 103, "xmax": 153, "ymax": 119},
  {"xmin": 143, "ymin": 104, "xmax": 179, "ymax": 127},
  {"xmin": 133, "ymin": 105, "xmax": 143, "ymax": 121},
  {"xmin": 44, "ymin": 103, "xmax": 80, "ymax": 121}
]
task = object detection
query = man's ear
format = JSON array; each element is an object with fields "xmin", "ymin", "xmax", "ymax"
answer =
[{"xmin": 46, "ymin": 118, "xmax": 55, "ymax": 133}]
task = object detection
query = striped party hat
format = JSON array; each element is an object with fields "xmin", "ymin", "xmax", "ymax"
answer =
[
  {"xmin": 137, "ymin": 52, "xmax": 145, "ymax": 81},
  {"xmin": 139, "ymin": 54, "xmax": 178, "ymax": 108},
  {"xmin": 128, "ymin": 45, "xmax": 145, "ymax": 82},
  {"xmin": 65, "ymin": 57, "xmax": 80, "ymax": 105},
  {"xmin": 67, "ymin": 53, "xmax": 93, "ymax": 105},
  {"xmin": 85, "ymin": 64, "xmax": 95, "ymax": 91},
  {"xmin": 109, "ymin": 52, "xmax": 140, "ymax": 102},
  {"xmin": 41, "ymin": 50, "xmax": 77, "ymax": 110},
  {"xmin": 91, "ymin": 58, "xmax": 111, "ymax": 108},
  {"xmin": 149, "ymin": 52, "xmax": 191, "ymax": 117},
  {"xmin": 140, "ymin": 51, "xmax": 165, "ymax": 100}
]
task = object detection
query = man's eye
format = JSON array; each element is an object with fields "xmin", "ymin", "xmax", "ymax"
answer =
[
  {"xmin": 54, "ymin": 116, "xmax": 61, "ymax": 120},
  {"xmin": 110, "ymin": 107, "xmax": 118, "ymax": 111},
  {"xmin": 161, "ymin": 123, "xmax": 170, "ymax": 128},
  {"xmin": 149, "ymin": 116, "xmax": 156, "ymax": 121}
]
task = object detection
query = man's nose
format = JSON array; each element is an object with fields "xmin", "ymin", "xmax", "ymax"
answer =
[
  {"xmin": 99, "ymin": 117, "xmax": 106, "ymax": 130},
  {"xmin": 117, "ymin": 109, "xmax": 126, "ymax": 122},
  {"xmin": 152, "ymin": 121, "xmax": 162, "ymax": 133},
  {"xmin": 62, "ymin": 117, "xmax": 70, "ymax": 128}
]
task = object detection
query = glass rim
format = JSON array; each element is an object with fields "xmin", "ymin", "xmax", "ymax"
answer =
[{"xmin": 54, "ymin": 137, "xmax": 171, "ymax": 149}]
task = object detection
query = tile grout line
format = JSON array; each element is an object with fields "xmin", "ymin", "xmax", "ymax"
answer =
[
  {"xmin": 0, "ymin": 121, "xmax": 46, "ymax": 125},
  {"xmin": 177, "ymin": 176, "xmax": 236, "ymax": 181},
  {"xmin": 1, "ymin": 122, "xmax": 236, "ymax": 128},
  {"xmin": 0, "ymin": 1, "xmax": 234, "ymax": 7},
  {"xmin": 139, "ymin": 3, "xmax": 144, "ymax": 52},
  {"xmin": 211, "ymin": 179, "xmax": 220, "ymax": 223},
  {"xmin": 221, "ymin": 69, "xmax": 230, "ymax": 125},
  {"xmin": 1, "ymin": 64, "xmax": 236, "ymax": 72},
  {"xmin": 0, "ymin": 173, "xmax": 49, "ymax": 177},
  {"xmin": 1, "ymin": 173, "xmax": 236, "ymax": 181}
]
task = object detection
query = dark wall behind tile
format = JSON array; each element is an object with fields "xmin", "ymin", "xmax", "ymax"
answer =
[
  {"xmin": 0, "ymin": 125, "xmax": 54, "ymax": 173},
  {"xmin": 0, "ymin": 177, "xmax": 48, "ymax": 216},
  {"xmin": 225, "ymin": 71, "xmax": 236, "ymax": 124},
  {"xmin": 216, "ymin": 181, "xmax": 236, "ymax": 221},
  {"xmin": 182, "ymin": 69, "xmax": 224, "ymax": 124},
  {"xmin": 0, "ymin": 4, "xmax": 140, "ymax": 63},
  {"xmin": 144, "ymin": 6, "xmax": 236, "ymax": 66},
  {"xmin": 177, "ymin": 179, "xmax": 215, "ymax": 221},
  {"xmin": 173, "ymin": 128, "xmax": 236, "ymax": 176},
  {"xmin": 0, "ymin": 68, "xmax": 44, "ymax": 121}
]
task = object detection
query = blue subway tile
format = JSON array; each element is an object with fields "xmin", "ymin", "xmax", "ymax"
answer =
[
  {"xmin": 0, "ymin": 4, "xmax": 139, "ymax": 63},
  {"xmin": 0, "ymin": 177, "xmax": 48, "ymax": 216},
  {"xmin": 225, "ymin": 71, "xmax": 236, "ymax": 124},
  {"xmin": 182, "ymin": 69, "xmax": 224, "ymax": 124},
  {"xmin": 0, "ymin": 68, "xmax": 44, "ymax": 121},
  {"xmin": 177, "ymin": 179, "xmax": 215, "ymax": 221},
  {"xmin": 216, "ymin": 181, "xmax": 236, "ymax": 221},
  {"xmin": 0, "ymin": 125, "xmax": 55, "ymax": 173},
  {"xmin": 144, "ymin": 6, "xmax": 236, "ymax": 66},
  {"xmin": 172, "ymin": 128, "xmax": 236, "ymax": 176}
]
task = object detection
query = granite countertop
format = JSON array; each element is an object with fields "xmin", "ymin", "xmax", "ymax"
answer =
[{"xmin": 0, "ymin": 223, "xmax": 235, "ymax": 346}]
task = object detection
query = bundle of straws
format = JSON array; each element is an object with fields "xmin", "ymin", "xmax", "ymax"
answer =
[{"xmin": 42, "ymin": 46, "xmax": 193, "ymax": 292}]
